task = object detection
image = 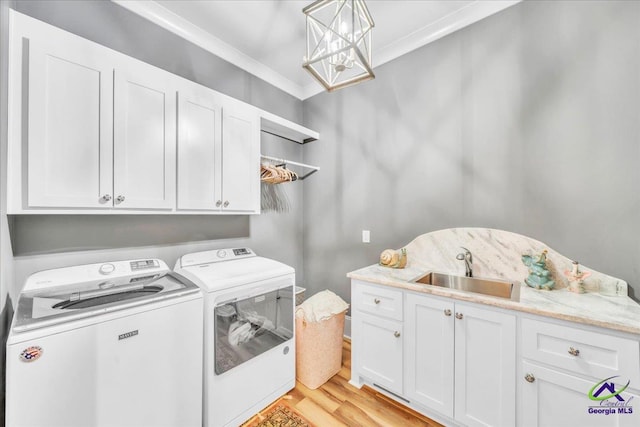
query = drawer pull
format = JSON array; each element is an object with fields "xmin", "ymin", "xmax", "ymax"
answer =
[
  {"xmin": 394, "ymin": 331, "xmax": 401, "ymax": 338},
  {"xmin": 444, "ymin": 309, "xmax": 452, "ymax": 316},
  {"xmin": 455, "ymin": 312, "xmax": 463, "ymax": 320},
  {"xmin": 374, "ymin": 298, "xmax": 381, "ymax": 304},
  {"xmin": 525, "ymin": 373, "xmax": 535, "ymax": 383},
  {"xmin": 568, "ymin": 347, "xmax": 580, "ymax": 357}
]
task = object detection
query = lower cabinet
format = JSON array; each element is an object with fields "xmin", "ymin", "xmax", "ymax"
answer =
[
  {"xmin": 453, "ymin": 302, "xmax": 516, "ymax": 427},
  {"xmin": 352, "ymin": 280, "xmax": 640, "ymax": 427},
  {"xmin": 519, "ymin": 318, "xmax": 640, "ymax": 427},
  {"xmin": 358, "ymin": 312, "xmax": 403, "ymax": 394},
  {"xmin": 352, "ymin": 280, "xmax": 516, "ymax": 427},
  {"xmin": 520, "ymin": 361, "xmax": 639, "ymax": 427},
  {"xmin": 404, "ymin": 293, "xmax": 516, "ymax": 427},
  {"xmin": 405, "ymin": 293, "xmax": 455, "ymax": 417}
]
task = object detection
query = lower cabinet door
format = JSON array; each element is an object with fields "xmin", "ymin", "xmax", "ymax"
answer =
[
  {"xmin": 454, "ymin": 303, "xmax": 516, "ymax": 427},
  {"xmin": 521, "ymin": 361, "xmax": 640, "ymax": 427},
  {"xmin": 358, "ymin": 312, "xmax": 403, "ymax": 395},
  {"xmin": 405, "ymin": 293, "xmax": 455, "ymax": 418}
]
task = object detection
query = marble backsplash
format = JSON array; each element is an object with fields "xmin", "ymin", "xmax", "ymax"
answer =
[{"xmin": 402, "ymin": 228, "xmax": 627, "ymax": 296}]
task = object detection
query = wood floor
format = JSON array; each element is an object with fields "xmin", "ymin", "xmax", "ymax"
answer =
[{"xmin": 283, "ymin": 339, "xmax": 443, "ymax": 427}]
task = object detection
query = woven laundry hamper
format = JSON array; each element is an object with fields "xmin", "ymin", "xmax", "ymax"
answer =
[{"xmin": 295, "ymin": 309, "xmax": 346, "ymax": 389}]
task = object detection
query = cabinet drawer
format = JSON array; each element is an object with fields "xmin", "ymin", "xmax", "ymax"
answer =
[
  {"xmin": 353, "ymin": 281, "xmax": 403, "ymax": 321},
  {"xmin": 521, "ymin": 318, "xmax": 640, "ymax": 384}
]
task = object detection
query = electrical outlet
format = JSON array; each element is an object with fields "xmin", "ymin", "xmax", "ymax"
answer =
[{"xmin": 362, "ymin": 230, "xmax": 370, "ymax": 243}]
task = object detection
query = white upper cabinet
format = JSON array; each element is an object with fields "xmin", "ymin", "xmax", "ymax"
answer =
[
  {"xmin": 8, "ymin": 11, "xmax": 314, "ymax": 214},
  {"xmin": 113, "ymin": 61, "xmax": 176, "ymax": 210},
  {"xmin": 177, "ymin": 83, "xmax": 259, "ymax": 213},
  {"xmin": 10, "ymin": 12, "xmax": 176, "ymax": 212},
  {"xmin": 221, "ymin": 105, "xmax": 260, "ymax": 213},
  {"xmin": 26, "ymin": 37, "xmax": 113, "ymax": 208},
  {"xmin": 177, "ymin": 85, "xmax": 222, "ymax": 211}
]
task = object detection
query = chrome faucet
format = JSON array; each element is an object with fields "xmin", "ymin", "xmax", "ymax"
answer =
[{"xmin": 456, "ymin": 247, "xmax": 473, "ymax": 277}]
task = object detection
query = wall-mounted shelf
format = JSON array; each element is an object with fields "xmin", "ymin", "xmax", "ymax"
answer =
[{"xmin": 260, "ymin": 111, "xmax": 319, "ymax": 144}]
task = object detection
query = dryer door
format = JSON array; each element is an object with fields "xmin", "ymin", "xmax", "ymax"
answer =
[{"xmin": 213, "ymin": 281, "xmax": 293, "ymax": 374}]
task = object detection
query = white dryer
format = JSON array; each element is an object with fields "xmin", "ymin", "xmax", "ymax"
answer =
[
  {"xmin": 6, "ymin": 259, "xmax": 203, "ymax": 427},
  {"xmin": 175, "ymin": 248, "xmax": 295, "ymax": 427}
]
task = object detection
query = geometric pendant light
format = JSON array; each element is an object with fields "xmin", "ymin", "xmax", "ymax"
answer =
[{"xmin": 303, "ymin": 0, "xmax": 375, "ymax": 92}]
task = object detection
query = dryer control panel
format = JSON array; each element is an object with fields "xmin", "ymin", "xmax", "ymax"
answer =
[{"xmin": 179, "ymin": 248, "xmax": 256, "ymax": 268}]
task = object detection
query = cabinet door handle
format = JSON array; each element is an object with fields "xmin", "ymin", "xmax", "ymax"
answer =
[
  {"xmin": 394, "ymin": 331, "xmax": 401, "ymax": 338},
  {"xmin": 374, "ymin": 298, "xmax": 380, "ymax": 304},
  {"xmin": 101, "ymin": 194, "xmax": 112, "ymax": 202},
  {"xmin": 115, "ymin": 195, "xmax": 125, "ymax": 204},
  {"xmin": 455, "ymin": 312, "xmax": 463, "ymax": 320},
  {"xmin": 444, "ymin": 309, "xmax": 452, "ymax": 316},
  {"xmin": 216, "ymin": 200, "xmax": 222, "ymax": 207},
  {"xmin": 223, "ymin": 200, "xmax": 230, "ymax": 207},
  {"xmin": 525, "ymin": 373, "xmax": 535, "ymax": 383},
  {"xmin": 568, "ymin": 347, "xmax": 580, "ymax": 357}
]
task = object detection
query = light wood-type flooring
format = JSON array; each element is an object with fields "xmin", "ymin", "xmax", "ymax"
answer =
[{"xmin": 284, "ymin": 339, "xmax": 443, "ymax": 427}]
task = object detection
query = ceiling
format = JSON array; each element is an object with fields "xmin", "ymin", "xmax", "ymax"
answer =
[{"xmin": 113, "ymin": 1, "xmax": 520, "ymax": 100}]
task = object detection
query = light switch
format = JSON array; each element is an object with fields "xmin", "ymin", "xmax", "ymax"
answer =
[{"xmin": 362, "ymin": 230, "xmax": 370, "ymax": 243}]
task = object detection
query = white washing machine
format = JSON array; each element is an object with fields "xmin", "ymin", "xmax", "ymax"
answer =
[
  {"xmin": 175, "ymin": 248, "xmax": 295, "ymax": 427},
  {"xmin": 6, "ymin": 259, "xmax": 204, "ymax": 427}
]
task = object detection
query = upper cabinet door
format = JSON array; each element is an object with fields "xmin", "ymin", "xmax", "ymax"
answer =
[
  {"xmin": 177, "ymin": 87, "xmax": 222, "ymax": 211},
  {"xmin": 221, "ymin": 105, "xmax": 260, "ymax": 213},
  {"xmin": 113, "ymin": 61, "xmax": 176, "ymax": 210},
  {"xmin": 27, "ymin": 38, "xmax": 113, "ymax": 208}
]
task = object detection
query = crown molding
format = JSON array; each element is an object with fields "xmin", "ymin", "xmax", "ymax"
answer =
[
  {"xmin": 375, "ymin": 0, "xmax": 522, "ymax": 69},
  {"xmin": 113, "ymin": 0, "xmax": 521, "ymax": 101},
  {"xmin": 111, "ymin": 0, "xmax": 307, "ymax": 100}
]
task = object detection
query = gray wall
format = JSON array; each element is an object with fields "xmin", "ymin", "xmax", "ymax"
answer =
[
  {"xmin": 303, "ymin": 0, "xmax": 640, "ymax": 306},
  {"xmin": 6, "ymin": 0, "xmax": 307, "ymax": 300}
]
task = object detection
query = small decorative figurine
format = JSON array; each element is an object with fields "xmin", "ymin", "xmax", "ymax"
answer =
[
  {"xmin": 522, "ymin": 249, "xmax": 555, "ymax": 290},
  {"xmin": 379, "ymin": 248, "xmax": 407, "ymax": 269},
  {"xmin": 563, "ymin": 261, "xmax": 590, "ymax": 294}
]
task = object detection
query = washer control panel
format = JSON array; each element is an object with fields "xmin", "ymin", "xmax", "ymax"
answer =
[{"xmin": 98, "ymin": 263, "xmax": 115, "ymax": 275}]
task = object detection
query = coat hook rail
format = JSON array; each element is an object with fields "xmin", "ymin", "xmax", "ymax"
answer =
[{"xmin": 260, "ymin": 154, "xmax": 320, "ymax": 180}]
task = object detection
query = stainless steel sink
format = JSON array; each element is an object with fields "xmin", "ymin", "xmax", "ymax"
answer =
[{"xmin": 414, "ymin": 272, "xmax": 520, "ymax": 302}]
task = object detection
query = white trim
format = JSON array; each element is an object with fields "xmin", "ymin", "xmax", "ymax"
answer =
[
  {"xmin": 111, "ymin": 0, "xmax": 306, "ymax": 100},
  {"xmin": 376, "ymin": 1, "xmax": 521, "ymax": 69},
  {"xmin": 113, "ymin": 0, "xmax": 521, "ymax": 101}
]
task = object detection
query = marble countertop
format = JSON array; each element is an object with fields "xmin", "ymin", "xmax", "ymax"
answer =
[{"xmin": 348, "ymin": 263, "xmax": 640, "ymax": 335}]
